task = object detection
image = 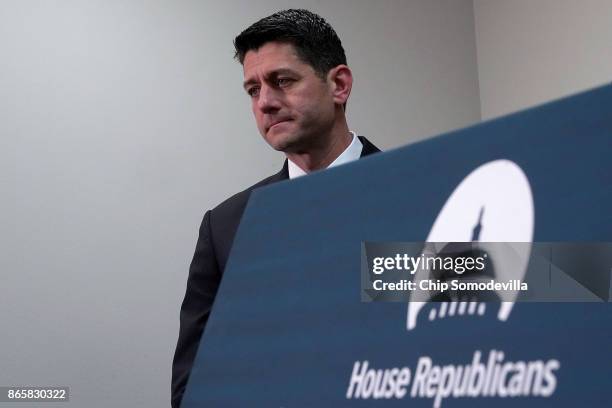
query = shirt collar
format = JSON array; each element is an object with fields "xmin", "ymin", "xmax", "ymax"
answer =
[{"xmin": 288, "ymin": 131, "xmax": 363, "ymax": 179}]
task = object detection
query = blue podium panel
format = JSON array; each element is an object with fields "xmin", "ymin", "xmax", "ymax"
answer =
[{"xmin": 183, "ymin": 85, "xmax": 612, "ymax": 407}]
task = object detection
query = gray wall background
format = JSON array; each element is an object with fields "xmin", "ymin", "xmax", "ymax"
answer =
[
  {"xmin": 2, "ymin": 1, "xmax": 609, "ymax": 407},
  {"xmin": 474, "ymin": 0, "xmax": 612, "ymax": 119}
]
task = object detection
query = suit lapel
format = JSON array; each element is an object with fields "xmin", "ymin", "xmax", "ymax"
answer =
[
  {"xmin": 358, "ymin": 135, "xmax": 381, "ymax": 157},
  {"xmin": 271, "ymin": 160, "xmax": 290, "ymax": 182}
]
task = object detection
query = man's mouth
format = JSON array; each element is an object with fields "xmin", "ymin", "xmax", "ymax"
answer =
[{"xmin": 267, "ymin": 119, "xmax": 291, "ymax": 133}]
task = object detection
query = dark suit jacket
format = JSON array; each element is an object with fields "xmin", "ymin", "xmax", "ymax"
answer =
[{"xmin": 172, "ymin": 136, "xmax": 380, "ymax": 407}]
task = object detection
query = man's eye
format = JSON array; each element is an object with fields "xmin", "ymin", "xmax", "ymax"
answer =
[
  {"xmin": 276, "ymin": 78, "xmax": 293, "ymax": 87},
  {"xmin": 247, "ymin": 87, "xmax": 260, "ymax": 97}
]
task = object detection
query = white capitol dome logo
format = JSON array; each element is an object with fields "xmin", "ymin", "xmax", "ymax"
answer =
[{"xmin": 406, "ymin": 159, "xmax": 535, "ymax": 331}]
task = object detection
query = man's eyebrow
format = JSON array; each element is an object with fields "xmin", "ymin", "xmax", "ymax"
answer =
[
  {"xmin": 270, "ymin": 68, "xmax": 298, "ymax": 77},
  {"xmin": 243, "ymin": 78, "xmax": 258, "ymax": 89},
  {"xmin": 243, "ymin": 68, "xmax": 299, "ymax": 89}
]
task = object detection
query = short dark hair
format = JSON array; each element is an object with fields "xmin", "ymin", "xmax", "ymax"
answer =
[{"xmin": 234, "ymin": 9, "xmax": 347, "ymax": 78}]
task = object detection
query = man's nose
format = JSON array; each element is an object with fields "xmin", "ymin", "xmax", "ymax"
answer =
[{"xmin": 256, "ymin": 85, "xmax": 282, "ymax": 113}]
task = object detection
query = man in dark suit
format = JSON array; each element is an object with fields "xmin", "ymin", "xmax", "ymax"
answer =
[{"xmin": 172, "ymin": 9, "xmax": 379, "ymax": 407}]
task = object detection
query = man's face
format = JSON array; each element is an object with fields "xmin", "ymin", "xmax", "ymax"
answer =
[{"xmin": 242, "ymin": 42, "xmax": 336, "ymax": 152}]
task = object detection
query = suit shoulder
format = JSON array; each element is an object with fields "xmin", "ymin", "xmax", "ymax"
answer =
[
  {"xmin": 211, "ymin": 171, "xmax": 286, "ymax": 220},
  {"xmin": 207, "ymin": 171, "xmax": 286, "ymax": 266}
]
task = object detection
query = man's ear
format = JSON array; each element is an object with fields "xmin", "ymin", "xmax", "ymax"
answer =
[{"xmin": 327, "ymin": 65, "xmax": 353, "ymax": 106}]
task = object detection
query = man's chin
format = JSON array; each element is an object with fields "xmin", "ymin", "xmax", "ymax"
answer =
[{"xmin": 264, "ymin": 132, "xmax": 301, "ymax": 152}]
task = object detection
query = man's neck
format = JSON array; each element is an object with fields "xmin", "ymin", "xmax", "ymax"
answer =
[{"xmin": 285, "ymin": 122, "xmax": 352, "ymax": 172}]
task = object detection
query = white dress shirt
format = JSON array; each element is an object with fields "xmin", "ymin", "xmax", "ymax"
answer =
[{"xmin": 287, "ymin": 131, "xmax": 363, "ymax": 179}]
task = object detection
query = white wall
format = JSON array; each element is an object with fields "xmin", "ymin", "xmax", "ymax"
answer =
[
  {"xmin": 474, "ymin": 0, "xmax": 612, "ymax": 119},
  {"xmin": 2, "ymin": 1, "xmax": 480, "ymax": 407},
  {"xmin": 343, "ymin": 0, "xmax": 481, "ymax": 145}
]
